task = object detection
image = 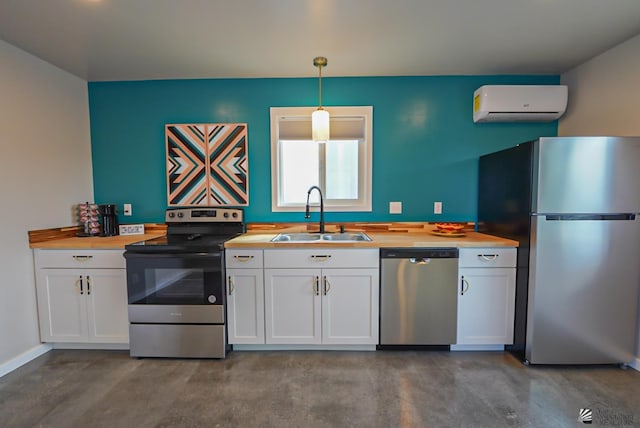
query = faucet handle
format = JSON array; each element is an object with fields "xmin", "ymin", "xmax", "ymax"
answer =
[{"xmin": 339, "ymin": 224, "xmax": 345, "ymax": 233}]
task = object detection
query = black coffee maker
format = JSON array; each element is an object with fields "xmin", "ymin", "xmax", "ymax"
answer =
[{"xmin": 99, "ymin": 204, "xmax": 119, "ymax": 236}]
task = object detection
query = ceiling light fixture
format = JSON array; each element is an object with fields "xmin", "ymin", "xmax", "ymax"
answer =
[{"xmin": 312, "ymin": 56, "xmax": 329, "ymax": 143}]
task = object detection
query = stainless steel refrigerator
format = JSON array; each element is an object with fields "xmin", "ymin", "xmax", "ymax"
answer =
[{"xmin": 478, "ymin": 136, "xmax": 640, "ymax": 365}]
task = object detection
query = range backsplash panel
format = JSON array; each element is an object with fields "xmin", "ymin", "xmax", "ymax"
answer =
[{"xmin": 166, "ymin": 123, "xmax": 248, "ymax": 206}]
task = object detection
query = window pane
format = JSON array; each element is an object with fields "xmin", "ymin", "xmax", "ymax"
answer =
[
  {"xmin": 280, "ymin": 140, "xmax": 319, "ymax": 204},
  {"xmin": 325, "ymin": 140, "xmax": 359, "ymax": 200}
]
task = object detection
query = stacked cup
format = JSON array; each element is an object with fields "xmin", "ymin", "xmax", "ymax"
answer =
[{"xmin": 78, "ymin": 202, "xmax": 101, "ymax": 236}]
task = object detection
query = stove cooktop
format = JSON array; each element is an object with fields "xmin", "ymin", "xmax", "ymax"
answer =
[{"xmin": 125, "ymin": 207, "xmax": 244, "ymax": 254}]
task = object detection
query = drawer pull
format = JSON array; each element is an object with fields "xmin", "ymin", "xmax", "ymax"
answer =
[
  {"xmin": 86, "ymin": 275, "xmax": 91, "ymax": 295},
  {"xmin": 310, "ymin": 255, "xmax": 332, "ymax": 261},
  {"xmin": 314, "ymin": 276, "xmax": 320, "ymax": 296},
  {"xmin": 323, "ymin": 276, "xmax": 331, "ymax": 295},
  {"xmin": 478, "ymin": 254, "xmax": 498, "ymax": 261},
  {"xmin": 233, "ymin": 255, "xmax": 254, "ymax": 262},
  {"xmin": 72, "ymin": 255, "xmax": 93, "ymax": 262}
]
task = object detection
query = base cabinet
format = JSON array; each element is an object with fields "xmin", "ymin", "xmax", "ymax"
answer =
[
  {"xmin": 264, "ymin": 268, "xmax": 379, "ymax": 345},
  {"xmin": 456, "ymin": 248, "xmax": 516, "ymax": 346},
  {"xmin": 226, "ymin": 268, "xmax": 265, "ymax": 344},
  {"xmin": 35, "ymin": 250, "xmax": 129, "ymax": 344}
]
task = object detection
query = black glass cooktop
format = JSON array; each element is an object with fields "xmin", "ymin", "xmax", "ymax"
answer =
[{"xmin": 125, "ymin": 233, "xmax": 240, "ymax": 253}]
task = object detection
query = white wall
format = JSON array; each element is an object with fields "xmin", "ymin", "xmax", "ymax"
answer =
[
  {"xmin": 0, "ymin": 40, "xmax": 93, "ymax": 370},
  {"xmin": 559, "ymin": 34, "xmax": 640, "ymax": 136},
  {"xmin": 559, "ymin": 33, "xmax": 640, "ymax": 369}
]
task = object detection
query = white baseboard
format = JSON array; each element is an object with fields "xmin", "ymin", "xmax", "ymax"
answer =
[
  {"xmin": 52, "ymin": 343, "xmax": 129, "ymax": 350},
  {"xmin": 629, "ymin": 357, "xmax": 640, "ymax": 372},
  {"xmin": 0, "ymin": 343, "xmax": 52, "ymax": 378},
  {"xmin": 233, "ymin": 344, "xmax": 376, "ymax": 352},
  {"xmin": 450, "ymin": 344, "xmax": 505, "ymax": 351}
]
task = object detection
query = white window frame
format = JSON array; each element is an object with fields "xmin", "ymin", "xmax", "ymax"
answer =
[{"xmin": 270, "ymin": 106, "xmax": 373, "ymax": 212}]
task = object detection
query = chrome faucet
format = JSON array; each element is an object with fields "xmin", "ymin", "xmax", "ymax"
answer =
[{"xmin": 305, "ymin": 186, "xmax": 325, "ymax": 233}]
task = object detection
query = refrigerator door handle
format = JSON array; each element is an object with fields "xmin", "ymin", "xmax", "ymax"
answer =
[{"xmin": 543, "ymin": 214, "xmax": 636, "ymax": 221}]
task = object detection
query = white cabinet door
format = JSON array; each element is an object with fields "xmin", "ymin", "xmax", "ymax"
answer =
[
  {"xmin": 226, "ymin": 268, "xmax": 265, "ymax": 344},
  {"xmin": 264, "ymin": 269, "xmax": 321, "ymax": 344},
  {"xmin": 457, "ymin": 267, "xmax": 516, "ymax": 345},
  {"xmin": 36, "ymin": 269, "xmax": 89, "ymax": 342},
  {"xmin": 321, "ymin": 268, "xmax": 379, "ymax": 345},
  {"xmin": 86, "ymin": 269, "xmax": 129, "ymax": 343}
]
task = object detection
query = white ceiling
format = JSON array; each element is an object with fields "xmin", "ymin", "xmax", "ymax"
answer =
[{"xmin": 1, "ymin": 0, "xmax": 640, "ymax": 81}]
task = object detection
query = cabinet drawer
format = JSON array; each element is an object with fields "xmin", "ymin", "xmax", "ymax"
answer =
[
  {"xmin": 225, "ymin": 249, "xmax": 264, "ymax": 268},
  {"xmin": 34, "ymin": 249, "xmax": 125, "ymax": 269},
  {"xmin": 459, "ymin": 248, "xmax": 516, "ymax": 268},
  {"xmin": 264, "ymin": 249, "xmax": 379, "ymax": 269}
]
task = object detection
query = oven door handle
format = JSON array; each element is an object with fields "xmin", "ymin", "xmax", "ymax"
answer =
[{"xmin": 124, "ymin": 252, "xmax": 222, "ymax": 259}]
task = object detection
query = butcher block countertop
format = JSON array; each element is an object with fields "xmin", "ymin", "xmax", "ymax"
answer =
[
  {"xmin": 225, "ymin": 231, "xmax": 518, "ymax": 249},
  {"xmin": 28, "ymin": 224, "xmax": 166, "ymax": 249},
  {"xmin": 29, "ymin": 222, "xmax": 517, "ymax": 249}
]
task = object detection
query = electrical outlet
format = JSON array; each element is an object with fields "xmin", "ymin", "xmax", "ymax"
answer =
[
  {"xmin": 123, "ymin": 203, "xmax": 132, "ymax": 216},
  {"xmin": 434, "ymin": 201, "xmax": 442, "ymax": 214},
  {"xmin": 389, "ymin": 202, "xmax": 402, "ymax": 214}
]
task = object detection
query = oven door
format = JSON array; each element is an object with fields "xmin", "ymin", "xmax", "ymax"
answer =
[{"xmin": 124, "ymin": 252, "xmax": 224, "ymax": 307}]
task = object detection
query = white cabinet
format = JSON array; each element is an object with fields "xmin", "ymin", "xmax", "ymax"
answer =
[
  {"xmin": 225, "ymin": 249, "xmax": 265, "ymax": 344},
  {"xmin": 34, "ymin": 249, "xmax": 128, "ymax": 343},
  {"xmin": 263, "ymin": 249, "xmax": 379, "ymax": 346},
  {"xmin": 456, "ymin": 247, "xmax": 516, "ymax": 346}
]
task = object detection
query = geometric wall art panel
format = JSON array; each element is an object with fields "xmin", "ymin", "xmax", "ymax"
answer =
[{"xmin": 166, "ymin": 123, "xmax": 248, "ymax": 206}]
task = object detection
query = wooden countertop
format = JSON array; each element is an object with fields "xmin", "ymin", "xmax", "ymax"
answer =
[
  {"xmin": 224, "ymin": 231, "xmax": 518, "ymax": 248},
  {"xmin": 30, "ymin": 233, "xmax": 164, "ymax": 249}
]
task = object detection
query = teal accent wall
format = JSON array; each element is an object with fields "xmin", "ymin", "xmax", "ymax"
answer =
[{"xmin": 89, "ymin": 75, "xmax": 559, "ymax": 224}]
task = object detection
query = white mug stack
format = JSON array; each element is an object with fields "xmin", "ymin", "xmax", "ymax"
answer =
[{"xmin": 78, "ymin": 202, "xmax": 101, "ymax": 236}]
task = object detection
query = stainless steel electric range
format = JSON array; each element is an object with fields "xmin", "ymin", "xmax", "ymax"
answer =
[{"xmin": 124, "ymin": 207, "xmax": 244, "ymax": 358}]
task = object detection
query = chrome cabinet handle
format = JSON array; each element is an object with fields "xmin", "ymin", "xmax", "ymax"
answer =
[
  {"xmin": 86, "ymin": 275, "xmax": 91, "ymax": 295},
  {"xmin": 478, "ymin": 254, "xmax": 498, "ymax": 261},
  {"xmin": 310, "ymin": 255, "xmax": 331, "ymax": 262},
  {"xmin": 323, "ymin": 276, "xmax": 331, "ymax": 295},
  {"xmin": 79, "ymin": 276, "xmax": 84, "ymax": 295},
  {"xmin": 72, "ymin": 255, "xmax": 93, "ymax": 262},
  {"xmin": 409, "ymin": 258, "xmax": 431, "ymax": 265},
  {"xmin": 314, "ymin": 276, "xmax": 320, "ymax": 296},
  {"xmin": 460, "ymin": 276, "xmax": 469, "ymax": 295},
  {"xmin": 233, "ymin": 255, "xmax": 254, "ymax": 262},
  {"xmin": 228, "ymin": 276, "xmax": 235, "ymax": 295},
  {"xmin": 75, "ymin": 276, "xmax": 83, "ymax": 295}
]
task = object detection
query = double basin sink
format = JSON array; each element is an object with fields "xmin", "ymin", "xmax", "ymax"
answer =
[{"xmin": 271, "ymin": 232, "xmax": 372, "ymax": 243}]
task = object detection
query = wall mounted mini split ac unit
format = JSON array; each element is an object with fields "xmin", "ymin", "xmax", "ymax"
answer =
[{"xmin": 473, "ymin": 85, "xmax": 568, "ymax": 123}]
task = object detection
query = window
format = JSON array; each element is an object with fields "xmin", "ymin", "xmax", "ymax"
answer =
[{"xmin": 270, "ymin": 106, "xmax": 373, "ymax": 212}]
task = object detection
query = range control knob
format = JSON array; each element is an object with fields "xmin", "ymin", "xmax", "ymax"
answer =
[
  {"xmin": 177, "ymin": 212, "xmax": 184, "ymax": 218},
  {"xmin": 232, "ymin": 212, "xmax": 238, "ymax": 218},
  {"xmin": 223, "ymin": 212, "xmax": 229, "ymax": 218},
  {"xmin": 168, "ymin": 212, "xmax": 175, "ymax": 218},
  {"xmin": 208, "ymin": 295, "xmax": 217, "ymax": 304}
]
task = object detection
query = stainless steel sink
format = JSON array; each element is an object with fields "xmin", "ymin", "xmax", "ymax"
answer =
[
  {"xmin": 321, "ymin": 232, "xmax": 372, "ymax": 242},
  {"xmin": 271, "ymin": 233, "xmax": 322, "ymax": 242},
  {"xmin": 271, "ymin": 232, "xmax": 372, "ymax": 243}
]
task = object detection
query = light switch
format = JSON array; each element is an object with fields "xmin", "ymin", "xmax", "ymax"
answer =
[
  {"xmin": 389, "ymin": 202, "xmax": 402, "ymax": 214},
  {"xmin": 434, "ymin": 201, "xmax": 442, "ymax": 214}
]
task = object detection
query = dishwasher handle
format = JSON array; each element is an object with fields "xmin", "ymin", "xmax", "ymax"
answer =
[
  {"xmin": 409, "ymin": 257, "xmax": 431, "ymax": 265},
  {"xmin": 380, "ymin": 248, "xmax": 459, "ymax": 259}
]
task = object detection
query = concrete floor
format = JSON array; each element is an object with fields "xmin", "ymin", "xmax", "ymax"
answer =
[{"xmin": 0, "ymin": 350, "xmax": 638, "ymax": 428}]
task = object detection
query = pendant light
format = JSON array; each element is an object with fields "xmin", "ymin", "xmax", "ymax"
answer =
[{"xmin": 312, "ymin": 56, "xmax": 330, "ymax": 143}]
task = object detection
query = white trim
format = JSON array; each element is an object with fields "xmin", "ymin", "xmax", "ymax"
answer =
[
  {"xmin": 233, "ymin": 344, "xmax": 376, "ymax": 352},
  {"xmin": 52, "ymin": 343, "xmax": 129, "ymax": 350},
  {"xmin": 450, "ymin": 344, "xmax": 505, "ymax": 351},
  {"xmin": 0, "ymin": 344, "xmax": 52, "ymax": 378},
  {"xmin": 628, "ymin": 357, "xmax": 640, "ymax": 372},
  {"xmin": 270, "ymin": 106, "xmax": 373, "ymax": 213}
]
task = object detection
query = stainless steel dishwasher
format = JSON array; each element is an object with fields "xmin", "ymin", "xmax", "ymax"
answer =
[{"xmin": 380, "ymin": 248, "xmax": 459, "ymax": 346}]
